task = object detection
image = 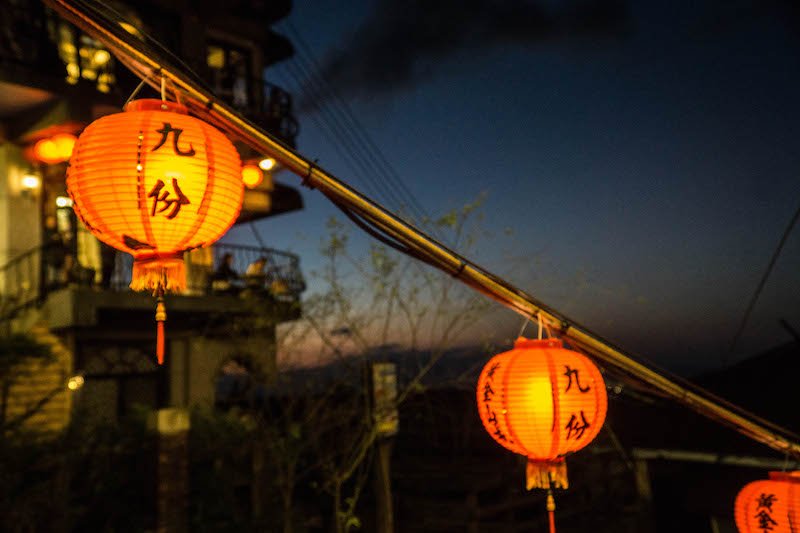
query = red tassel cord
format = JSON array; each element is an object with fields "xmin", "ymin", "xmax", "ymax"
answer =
[
  {"xmin": 546, "ymin": 489, "xmax": 557, "ymax": 533},
  {"xmin": 155, "ymin": 296, "xmax": 166, "ymax": 365}
]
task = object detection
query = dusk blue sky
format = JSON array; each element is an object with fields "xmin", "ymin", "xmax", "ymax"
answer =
[{"xmin": 223, "ymin": 1, "xmax": 800, "ymax": 373}]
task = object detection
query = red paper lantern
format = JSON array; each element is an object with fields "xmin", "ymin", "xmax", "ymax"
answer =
[
  {"xmin": 67, "ymin": 99, "xmax": 243, "ymax": 293},
  {"xmin": 735, "ymin": 472, "xmax": 800, "ymax": 532},
  {"xmin": 477, "ymin": 337, "xmax": 607, "ymax": 489},
  {"xmin": 67, "ymin": 99, "xmax": 243, "ymax": 363}
]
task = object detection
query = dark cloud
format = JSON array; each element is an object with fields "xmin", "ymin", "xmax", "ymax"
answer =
[{"xmin": 301, "ymin": 0, "xmax": 630, "ymax": 109}]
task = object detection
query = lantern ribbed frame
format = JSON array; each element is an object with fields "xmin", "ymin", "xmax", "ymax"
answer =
[
  {"xmin": 735, "ymin": 472, "xmax": 800, "ymax": 532},
  {"xmin": 477, "ymin": 338, "xmax": 607, "ymax": 460},
  {"xmin": 67, "ymin": 99, "xmax": 243, "ymax": 291}
]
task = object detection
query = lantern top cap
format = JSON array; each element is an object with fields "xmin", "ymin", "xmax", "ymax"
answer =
[
  {"xmin": 125, "ymin": 98, "xmax": 189, "ymax": 115},
  {"xmin": 513, "ymin": 337, "xmax": 564, "ymax": 350},
  {"xmin": 768, "ymin": 471, "xmax": 800, "ymax": 483}
]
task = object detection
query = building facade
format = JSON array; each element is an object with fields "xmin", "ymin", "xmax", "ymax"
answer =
[{"xmin": 0, "ymin": 0, "xmax": 304, "ymax": 432}]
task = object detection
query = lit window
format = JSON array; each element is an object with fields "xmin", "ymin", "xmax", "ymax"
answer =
[{"xmin": 207, "ymin": 45, "xmax": 225, "ymax": 69}]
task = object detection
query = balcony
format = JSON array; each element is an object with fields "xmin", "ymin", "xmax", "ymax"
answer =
[
  {"xmin": 0, "ymin": 242, "xmax": 305, "ymax": 329},
  {"xmin": 0, "ymin": 0, "xmax": 129, "ymax": 128},
  {"xmin": 1, "ymin": 0, "xmax": 299, "ymax": 147}
]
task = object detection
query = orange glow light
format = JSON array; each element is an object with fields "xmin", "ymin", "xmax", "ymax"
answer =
[
  {"xmin": 33, "ymin": 133, "xmax": 77, "ymax": 164},
  {"xmin": 52, "ymin": 133, "xmax": 77, "ymax": 159},
  {"xmin": 67, "ymin": 99, "xmax": 243, "ymax": 293},
  {"xmin": 33, "ymin": 138, "xmax": 60, "ymax": 164},
  {"xmin": 242, "ymin": 164, "xmax": 263, "ymax": 188},
  {"xmin": 735, "ymin": 472, "xmax": 800, "ymax": 532}
]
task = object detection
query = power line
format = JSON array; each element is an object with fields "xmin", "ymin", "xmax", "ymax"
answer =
[
  {"xmin": 727, "ymin": 198, "xmax": 800, "ymax": 360},
  {"xmin": 285, "ymin": 21, "xmax": 433, "ymax": 223},
  {"xmin": 281, "ymin": 52, "xmax": 412, "ymax": 221},
  {"xmin": 280, "ymin": 60, "xmax": 392, "ymax": 203},
  {"xmin": 280, "ymin": 21, "xmax": 445, "ymax": 242},
  {"xmin": 278, "ymin": 60, "xmax": 384, "ymax": 196}
]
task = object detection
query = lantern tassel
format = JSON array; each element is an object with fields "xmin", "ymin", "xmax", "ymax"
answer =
[
  {"xmin": 526, "ymin": 459, "xmax": 568, "ymax": 490},
  {"xmin": 546, "ymin": 488, "xmax": 557, "ymax": 533},
  {"xmin": 155, "ymin": 296, "xmax": 166, "ymax": 365},
  {"xmin": 131, "ymin": 256, "xmax": 186, "ymax": 293}
]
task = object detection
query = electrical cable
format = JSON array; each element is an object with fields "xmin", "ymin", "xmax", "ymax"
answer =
[
  {"xmin": 727, "ymin": 198, "xmax": 800, "ymax": 361},
  {"xmin": 282, "ymin": 23, "xmax": 425, "ymax": 214},
  {"xmin": 283, "ymin": 58, "xmax": 414, "ymax": 223},
  {"xmin": 282, "ymin": 21, "xmax": 444, "ymax": 242},
  {"xmin": 281, "ymin": 61, "xmax": 391, "ymax": 203},
  {"xmin": 329, "ymin": 198, "xmax": 417, "ymax": 259}
]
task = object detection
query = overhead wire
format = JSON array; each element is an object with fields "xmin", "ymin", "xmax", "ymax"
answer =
[
  {"xmin": 727, "ymin": 198, "xmax": 800, "ymax": 362},
  {"xmin": 283, "ymin": 21, "xmax": 432, "ymax": 217},
  {"xmin": 280, "ymin": 25, "xmax": 419, "ymax": 213},
  {"xmin": 280, "ymin": 60, "xmax": 390, "ymax": 203},
  {"xmin": 280, "ymin": 57, "xmax": 410, "ymax": 219},
  {"xmin": 280, "ymin": 21, "xmax": 446, "ymax": 243}
]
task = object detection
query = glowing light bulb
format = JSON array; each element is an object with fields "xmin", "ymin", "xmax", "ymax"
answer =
[
  {"xmin": 93, "ymin": 49, "xmax": 111, "ymax": 65},
  {"xmin": 21, "ymin": 174, "xmax": 40, "ymax": 190},
  {"xmin": 242, "ymin": 164, "xmax": 263, "ymax": 188},
  {"xmin": 56, "ymin": 196, "xmax": 73, "ymax": 208},
  {"xmin": 67, "ymin": 375, "xmax": 85, "ymax": 390},
  {"xmin": 258, "ymin": 157, "xmax": 276, "ymax": 171}
]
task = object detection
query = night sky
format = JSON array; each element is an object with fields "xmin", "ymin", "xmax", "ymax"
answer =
[{"xmin": 224, "ymin": 0, "xmax": 800, "ymax": 374}]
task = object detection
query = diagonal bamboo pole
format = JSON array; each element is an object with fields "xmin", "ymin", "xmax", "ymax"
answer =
[{"xmin": 44, "ymin": 0, "xmax": 800, "ymax": 458}]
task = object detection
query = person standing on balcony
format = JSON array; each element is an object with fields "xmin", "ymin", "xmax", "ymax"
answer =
[{"xmin": 211, "ymin": 253, "xmax": 239, "ymax": 294}]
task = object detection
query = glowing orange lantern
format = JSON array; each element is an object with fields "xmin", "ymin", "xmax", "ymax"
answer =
[
  {"xmin": 53, "ymin": 133, "xmax": 77, "ymax": 160},
  {"xmin": 735, "ymin": 472, "xmax": 800, "ymax": 532},
  {"xmin": 33, "ymin": 133, "xmax": 77, "ymax": 164},
  {"xmin": 67, "ymin": 99, "xmax": 243, "ymax": 363},
  {"xmin": 478, "ymin": 337, "xmax": 607, "ymax": 487},
  {"xmin": 241, "ymin": 164, "xmax": 263, "ymax": 188}
]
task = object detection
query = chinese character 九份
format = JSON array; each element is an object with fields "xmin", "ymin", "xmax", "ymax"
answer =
[
  {"xmin": 148, "ymin": 178, "xmax": 190, "ymax": 219},
  {"xmin": 152, "ymin": 122, "xmax": 196, "ymax": 156},
  {"xmin": 564, "ymin": 365, "xmax": 590, "ymax": 393}
]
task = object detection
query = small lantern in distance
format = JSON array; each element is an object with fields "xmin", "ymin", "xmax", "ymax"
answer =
[
  {"xmin": 735, "ymin": 471, "xmax": 800, "ymax": 532},
  {"xmin": 242, "ymin": 164, "xmax": 263, "ymax": 188}
]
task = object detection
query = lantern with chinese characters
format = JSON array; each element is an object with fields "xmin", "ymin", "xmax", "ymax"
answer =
[
  {"xmin": 67, "ymin": 99, "xmax": 243, "ymax": 363},
  {"xmin": 735, "ymin": 472, "xmax": 800, "ymax": 532},
  {"xmin": 477, "ymin": 337, "xmax": 607, "ymax": 488},
  {"xmin": 477, "ymin": 337, "xmax": 607, "ymax": 532}
]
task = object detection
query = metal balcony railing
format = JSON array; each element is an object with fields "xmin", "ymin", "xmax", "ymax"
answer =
[
  {"xmin": 0, "ymin": 242, "xmax": 305, "ymax": 321},
  {"xmin": 1, "ymin": 1, "xmax": 299, "ymax": 146},
  {"xmin": 0, "ymin": 245, "xmax": 44, "ymax": 319},
  {"xmin": 110, "ymin": 243, "xmax": 305, "ymax": 298}
]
